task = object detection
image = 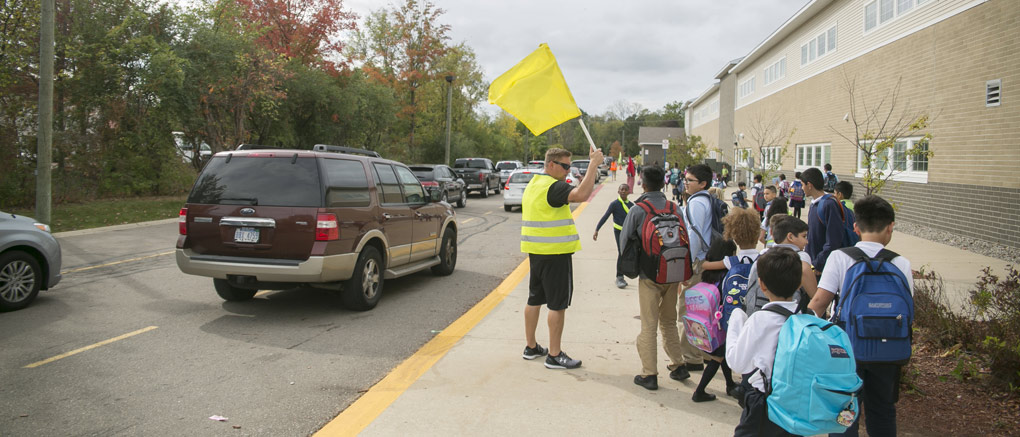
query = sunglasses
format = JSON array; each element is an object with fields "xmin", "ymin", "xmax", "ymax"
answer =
[{"xmin": 553, "ymin": 161, "xmax": 571, "ymax": 171}]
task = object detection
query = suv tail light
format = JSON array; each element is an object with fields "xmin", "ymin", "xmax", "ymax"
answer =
[
  {"xmin": 478, "ymin": 174, "xmax": 485, "ymax": 182},
  {"xmin": 179, "ymin": 207, "xmax": 188, "ymax": 235},
  {"xmin": 316, "ymin": 213, "xmax": 339, "ymax": 241},
  {"xmin": 421, "ymin": 181, "xmax": 439, "ymax": 188}
]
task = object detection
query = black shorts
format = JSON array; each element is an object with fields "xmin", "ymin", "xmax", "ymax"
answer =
[{"xmin": 528, "ymin": 253, "xmax": 573, "ymax": 310}]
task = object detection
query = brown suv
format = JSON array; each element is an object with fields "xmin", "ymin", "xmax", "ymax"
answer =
[{"xmin": 175, "ymin": 145, "xmax": 458, "ymax": 311}]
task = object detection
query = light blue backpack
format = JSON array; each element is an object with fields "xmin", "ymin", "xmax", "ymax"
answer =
[{"xmin": 762, "ymin": 306, "xmax": 864, "ymax": 435}]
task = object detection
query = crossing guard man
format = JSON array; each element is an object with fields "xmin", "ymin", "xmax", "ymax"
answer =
[{"xmin": 521, "ymin": 146, "xmax": 603, "ymax": 370}]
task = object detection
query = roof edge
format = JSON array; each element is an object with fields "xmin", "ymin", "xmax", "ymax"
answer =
[{"xmin": 731, "ymin": 0, "xmax": 832, "ymax": 74}]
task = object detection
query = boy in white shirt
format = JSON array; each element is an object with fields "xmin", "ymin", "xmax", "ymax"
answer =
[
  {"xmin": 725, "ymin": 248, "xmax": 802, "ymax": 437},
  {"xmin": 807, "ymin": 195, "xmax": 911, "ymax": 437}
]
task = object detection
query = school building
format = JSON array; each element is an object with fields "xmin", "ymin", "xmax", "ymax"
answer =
[{"xmin": 684, "ymin": 0, "xmax": 1020, "ymax": 249}]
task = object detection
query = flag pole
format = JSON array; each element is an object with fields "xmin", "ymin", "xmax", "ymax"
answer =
[{"xmin": 578, "ymin": 119, "xmax": 597, "ymax": 152}]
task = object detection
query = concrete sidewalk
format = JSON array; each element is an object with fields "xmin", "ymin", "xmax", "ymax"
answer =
[{"xmin": 350, "ymin": 178, "xmax": 1009, "ymax": 436}]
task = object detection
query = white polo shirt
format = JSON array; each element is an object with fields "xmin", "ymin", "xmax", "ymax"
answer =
[
  {"xmin": 817, "ymin": 241, "xmax": 913, "ymax": 296},
  {"xmin": 725, "ymin": 301, "xmax": 801, "ymax": 392}
]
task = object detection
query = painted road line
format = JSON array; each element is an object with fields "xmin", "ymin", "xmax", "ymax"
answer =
[
  {"xmin": 314, "ymin": 199, "xmax": 593, "ymax": 437},
  {"xmin": 461, "ymin": 217, "xmax": 476, "ymax": 224},
  {"xmin": 484, "ymin": 211, "xmax": 493, "ymax": 215},
  {"xmin": 61, "ymin": 251, "xmax": 174, "ymax": 275},
  {"xmin": 24, "ymin": 326, "xmax": 159, "ymax": 369}
]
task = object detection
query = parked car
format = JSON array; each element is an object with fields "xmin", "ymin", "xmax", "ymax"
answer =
[
  {"xmin": 173, "ymin": 131, "xmax": 212, "ymax": 164},
  {"xmin": 571, "ymin": 159, "xmax": 599, "ymax": 183},
  {"xmin": 567, "ymin": 167, "xmax": 581, "ymax": 187},
  {"xmin": 496, "ymin": 160, "xmax": 524, "ymax": 185},
  {"xmin": 0, "ymin": 212, "xmax": 62, "ymax": 311},
  {"xmin": 452, "ymin": 158, "xmax": 501, "ymax": 197},
  {"xmin": 527, "ymin": 160, "xmax": 545, "ymax": 169},
  {"xmin": 175, "ymin": 144, "xmax": 458, "ymax": 311},
  {"xmin": 503, "ymin": 169, "xmax": 542, "ymax": 212},
  {"xmin": 598, "ymin": 158, "xmax": 610, "ymax": 176},
  {"xmin": 410, "ymin": 164, "xmax": 467, "ymax": 208}
]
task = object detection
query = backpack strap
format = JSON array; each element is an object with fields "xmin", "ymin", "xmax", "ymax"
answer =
[
  {"xmin": 762, "ymin": 304, "xmax": 795, "ymax": 318},
  {"xmin": 759, "ymin": 304, "xmax": 795, "ymax": 395},
  {"xmin": 839, "ymin": 246, "xmax": 869, "ymax": 264},
  {"xmin": 684, "ymin": 194, "xmax": 711, "ymax": 249},
  {"xmin": 814, "ymin": 195, "xmax": 847, "ymax": 224}
]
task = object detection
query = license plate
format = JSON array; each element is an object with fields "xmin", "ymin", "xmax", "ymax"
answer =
[{"xmin": 234, "ymin": 227, "xmax": 259, "ymax": 243}]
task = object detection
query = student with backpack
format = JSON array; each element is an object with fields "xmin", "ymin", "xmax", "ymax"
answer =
[
  {"xmin": 777, "ymin": 173, "xmax": 790, "ymax": 200},
  {"xmin": 800, "ymin": 167, "xmax": 855, "ymax": 275},
  {"xmin": 834, "ymin": 181, "xmax": 855, "ymax": 212},
  {"xmin": 760, "ymin": 194, "xmax": 789, "ymax": 248},
  {"xmin": 594, "ymin": 184, "xmax": 634, "ymax": 289},
  {"xmin": 618, "ymin": 166, "xmax": 699, "ymax": 391},
  {"xmin": 683, "ymin": 238, "xmax": 741, "ymax": 403},
  {"xmin": 751, "ymin": 174, "xmax": 766, "ymax": 220},
  {"xmin": 732, "ymin": 181, "xmax": 749, "ymax": 208},
  {"xmin": 744, "ymin": 215, "xmax": 818, "ymax": 317},
  {"xmin": 808, "ymin": 195, "xmax": 913, "ymax": 437},
  {"xmin": 789, "ymin": 172, "xmax": 806, "ymax": 219},
  {"xmin": 823, "ymin": 163, "xmax": 839, "ymax": 193}
]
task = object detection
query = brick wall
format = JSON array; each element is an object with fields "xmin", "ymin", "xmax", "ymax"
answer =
[{"xmin": 732, "ymin": 0, "xmax": 1020, "ymax": 249}]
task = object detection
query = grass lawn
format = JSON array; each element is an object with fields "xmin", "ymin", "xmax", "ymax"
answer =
[{"xmin": 6, "ymin": 196, "xmax": 187, "ymax": 233}]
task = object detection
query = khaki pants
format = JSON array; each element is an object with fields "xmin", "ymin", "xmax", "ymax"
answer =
[{"xmin": 636, "ymin": 278, "xmax": 702, "ymax": 376}]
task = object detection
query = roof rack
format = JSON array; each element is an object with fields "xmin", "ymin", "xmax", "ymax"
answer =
[
  {"xmin": 312, "ymin": 144, "xmax": 381, "ymax": 158},
  {"xmin": 236, "ymin": 144, "xmax": 281, "ymax": 150}
]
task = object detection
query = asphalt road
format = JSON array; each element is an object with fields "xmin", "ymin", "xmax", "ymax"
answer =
[{"xmin": 0, "ymin": 192, "xmax": 540, "ymax": 436}]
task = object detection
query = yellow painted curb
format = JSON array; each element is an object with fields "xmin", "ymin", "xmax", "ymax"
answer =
[{"xmin": 314, "ymin": 200, "xmax": 591, "ymax": 436}]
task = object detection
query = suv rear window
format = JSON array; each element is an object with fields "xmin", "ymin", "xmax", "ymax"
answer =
[
  {"xmin": 496, "ymin": 162, "xmax": 518, "ymax": 170},
  {"xmin": 409, "ymin": 166, "xmax": 435, "ymax": 181},
  {"xmin": 188, "ymin": 156, "xmax": 321, "ymax": 206},
  {"xmin": 509, "ymin": 172, "xmax": 539, "ymax": 184},
  {"xmin": 454, "ymin": 159, "xmax": 487, "ymax": 169}
]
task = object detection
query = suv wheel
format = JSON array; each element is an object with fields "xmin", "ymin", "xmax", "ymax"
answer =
[
  {"xmin": 0, "ymin": 251, "xmax": 41, "ymax": 311},
  {"xmin": 431, "ymin": 230, "xmax": 457, "ymax": 276},
  {"xmin": 213, "ymin": 278, "xmax": 257, "ymax": 301},
  {"xmin": 481, "ymin": 183, "xmax": 489, "ymax": 198},
  {"xmin": 342, "ymin": 245, "xmax": 383, "ymax": 311},
  {"xmin": 504, "ymin": 205, "xmax": 513, "ymax": 212},
  {"xmin": 456, "ymin": 191, "xmax": 466, "ymax": 208},
  {"xmin": 494, "ymin": 182, "xmax": 501, "ymax": 194}
]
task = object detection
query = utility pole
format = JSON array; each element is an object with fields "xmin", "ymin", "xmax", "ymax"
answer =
[
  {"xmin": 444, "ymin": 75, "xmax": 454, "ymax": 166},
  {"xmin": 36, "ymin": 0, "xmax": 55, "ymax": 224}
]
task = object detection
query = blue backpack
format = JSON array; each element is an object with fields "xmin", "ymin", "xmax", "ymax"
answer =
[
  {"xmin": 719, "ymin": 255, "xmax": 754, "ymax": 331},
  {"xmin": 816, "ymin": 195, "xmax": 859, "ymax": 247},
  {"xmin": 763, "ymin": 305, "xmax": 863, "ymax": 435},
  {"xmin": 835, "ymin": 247, "xmax": 914, "ymax": 363}
]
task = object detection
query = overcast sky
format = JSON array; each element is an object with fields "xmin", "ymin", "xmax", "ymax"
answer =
[{"xmin": 346, "ymin": 0, "xmax": 810, "ymax": 116}]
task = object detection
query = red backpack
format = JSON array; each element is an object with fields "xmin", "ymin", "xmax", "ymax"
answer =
[{"xmin": 636, "ymin": 200, "xmax": 693, "ymax": 284}]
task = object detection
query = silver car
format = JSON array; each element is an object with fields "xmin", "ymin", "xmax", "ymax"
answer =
[
  {"xmin": 503, "ymin": 169, "xmax": 543, "ymax": 212},
  {"xmin": 1, "ymin": 211, "xmax": 62, "ymax": 311},
  {"xmin": 496, "ymin": 160, "xmax": 523, "ymax": 185}
]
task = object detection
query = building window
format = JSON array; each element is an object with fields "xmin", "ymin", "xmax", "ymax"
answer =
[
  {"xmin": 740, "ymin": 77, "xmax": 755, "ymax": 98},
  {"xmin": 865, "ymin": 0, "xmax": 931, "ymax": 33},
  {"xmin": 856, "ymin": 137, "xmax": 929, "ymax": 182},
  {"xmin": 763, "ymin": 57, "xmax": 786, "ymax": 86},
  {"xmin": 736, "ymin": 148, "xmax": 751, "ymax": 168},
  {"xmin": 760, "ymin": 146, "xmax": 783, "ymax": 169},
  {"xmin": 795, "ymin": 143, "xmax": 831, "ymax": 170},
  {"xmin": 987, "ymin": 79, "xmax": 1002, "ymax": 107},
  {"xmin": 801, "ymin": 25, "xmax": 837, "ymax": 66}
]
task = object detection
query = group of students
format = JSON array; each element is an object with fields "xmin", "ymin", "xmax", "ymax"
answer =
[{"xmin": 600, "ymin": 163, "xmax": 912, "ymax": 437}]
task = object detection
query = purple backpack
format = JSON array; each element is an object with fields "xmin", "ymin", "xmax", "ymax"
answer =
[{"xmin": 682, "ymin": 282, "xmax": 725, "ymax": 353}]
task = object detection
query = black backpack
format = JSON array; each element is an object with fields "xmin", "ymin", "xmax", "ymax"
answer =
[
  {"xmin": 823, "ymin": 171, "xmax": 838, "ymax": 192},
  {"xmin": 686, "ymin": 192, "xmax": 728, "ymax": 248}
]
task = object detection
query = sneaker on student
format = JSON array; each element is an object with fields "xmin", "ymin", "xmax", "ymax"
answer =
[
  {"xmin": 544, "ymin": 351, "xmax": 582, "ymax": 369},
  {"xmin": 522, "ymin": 343, "xmax": 548, "ymax": 360},
  {"xmin": 633, "ymin": 375, "xmax": 658, "ymax": 391},
  {"xmin": 615, "ymin": 276, "xmax": 627, "ymax": 289},
  {"xmin": 669, "ymin": 365, "xmax": 691, "ymax": 381}
]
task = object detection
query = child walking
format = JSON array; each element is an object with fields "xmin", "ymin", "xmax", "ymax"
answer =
[
  {"xmin": 808, "ymin": 195, "xmax": 913, "ymax": 437},
  {"xmin": 689, "ymin": 238, "xmax": 741, "ymax": 402},
  {"xmin": 789, "ymin": 172, "xmax": 805, "ymax": 218},
  {"xmin": 726, "ymin": 247, "xmax": 804, "ymax": 437}
]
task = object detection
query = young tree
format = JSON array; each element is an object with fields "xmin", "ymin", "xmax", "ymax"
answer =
[
  {"xmin": 831, "ymin": 71, "xmax": 934, "ymax": 196},
  {"xmin": 235, "ymin": 0, "xmax": 357, "ymax": 74},
  {"xmin": 665, "ymin": 135, "xmax": 709, "ymax": 170},
  {"xmin": 745, "ymin": 106, "xmax": 795, "ymax": 184}
]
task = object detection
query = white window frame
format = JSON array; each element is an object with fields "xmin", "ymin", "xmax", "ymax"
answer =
[
  {"xmin": 759, "ymin": 146, "xmax": 783, "ymax": 170},
  {"xmin": 795, "ymin": 143, "xmax": 831, "ymax": 170},
  {"xmin": 739, "ymin": 77, "xmax": 756, "ymax": 98},
  {"xmin": 864, "ymin": 0, "xmax": 931, "ymax": 34},
  {"xmin": 735, "ymin": 148, "xmax": 751, "ymax": 168},
  {"xmin": 763, "ymin": 57, "xmax": 787, "ymax": 86},
  {"xmin": 855, "ymin": 136, "xmax": 929, "ymax": 183},
  {"xmin": 800, "ymin": 25, "xmax": 837, "ymax": 66}
]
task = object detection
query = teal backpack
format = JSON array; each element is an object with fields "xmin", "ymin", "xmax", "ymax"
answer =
[{"xmin": 763, "ymin": 306, "xmax": 864, "ymax": 435}]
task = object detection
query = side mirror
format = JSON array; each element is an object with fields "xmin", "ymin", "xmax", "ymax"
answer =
[{"xmin": 430, "ymin": 188, "xmax": 443, "ymax": 202}]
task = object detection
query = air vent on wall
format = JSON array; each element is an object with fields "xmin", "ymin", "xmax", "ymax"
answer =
[{"xmin": 986, "ymin": 79, "xmax": 1001, "ymax": 107}]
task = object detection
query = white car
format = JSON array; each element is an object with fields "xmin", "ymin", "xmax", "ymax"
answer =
[{"xmin": 503, "ymin": 169, "xmax": 578, "ymax": 212}]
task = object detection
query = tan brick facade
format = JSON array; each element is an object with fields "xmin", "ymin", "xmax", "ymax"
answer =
[{"xmin": 729, "ymin": 0, "xmax": 1020, "ymax": 248}]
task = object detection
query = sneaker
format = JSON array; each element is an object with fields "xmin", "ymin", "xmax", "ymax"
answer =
[
  {"xmin": 522, "ymin": 343, "xmax": 548, "ymax": 360},
  {"xmin": 685, "ymin": 362, "xmax": 705, "ymax": 371},
  {"xmin": 692, "ymin": 391, "xmax": 717, "ymax": 402},
  {"xmin": 669, "ymin": 366, "xmax": 690, "ymax": 381},
  {"xmin": 634, "ymin": 375, "xmax": 658, "ymax": 390},
  {"xmin": 544, "ymin": 351, "xmax": 582, "ymax": 369},
  {"xmin": 615, "ymin": 277, "xmax": 627, "ymax": 289}
]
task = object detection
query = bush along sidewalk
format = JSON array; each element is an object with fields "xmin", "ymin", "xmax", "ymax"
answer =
[{"xmin": 912, "ymin": 265, "xmax": 1020, "ymax": 395}]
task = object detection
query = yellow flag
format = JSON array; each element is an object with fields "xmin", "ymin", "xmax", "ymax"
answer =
[{"xmin": 488, "ymin": 44, "xmax": 581, "ymax": 136}]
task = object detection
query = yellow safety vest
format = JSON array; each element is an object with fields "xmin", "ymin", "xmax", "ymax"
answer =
[
  {"xmin": 520, "ymin": 174, "xmax": 581, "ymax": 254},
  {"xmin": 613, "ymin": 197, "xmax": 630, "ymax": 230}
]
